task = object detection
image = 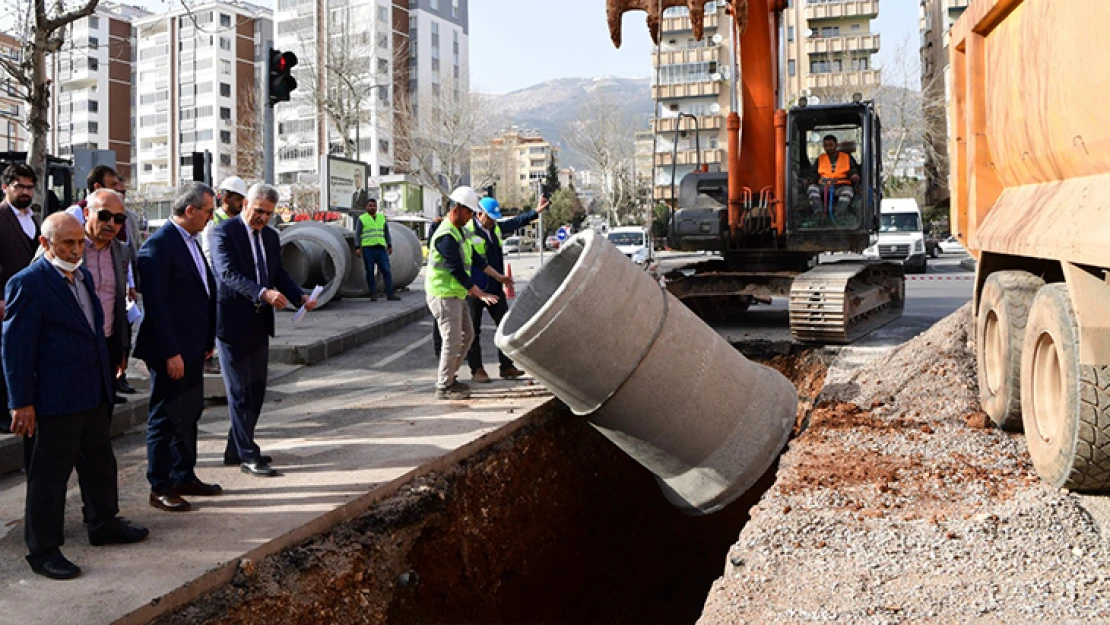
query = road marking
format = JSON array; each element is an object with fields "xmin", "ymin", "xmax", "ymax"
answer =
[
  {"xmin": 906, "ymin": 275, "xmax": 974, "ymax": 281},
  {"xmin": 371, "ymin": 333, "xmax": 433, "ymax": 369}
]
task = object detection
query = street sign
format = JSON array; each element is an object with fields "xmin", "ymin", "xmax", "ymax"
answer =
[{"xmin": 556, "ymin": 228, "xmax": 568, "ymax": 241}]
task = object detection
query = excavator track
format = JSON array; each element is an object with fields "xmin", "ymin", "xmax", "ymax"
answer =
[{"xmin": 789, "ymin": 261, "xmax": 905, "ymax": 344}]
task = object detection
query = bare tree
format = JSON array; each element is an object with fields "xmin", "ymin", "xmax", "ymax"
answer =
[
  {"xmin": 393, "ymin": 72, "xmax": 495, "ymax": 212},
  {"xmin": 564, "ymin": 92, "xmax": 635, "ymax": 227},
  {"xmin": 236, "ymin": 82, "xmax": 265, "ymax": 182},
  {"xmin": 0, "ymin": 0, "xmax": 99, "ymax": 206}
]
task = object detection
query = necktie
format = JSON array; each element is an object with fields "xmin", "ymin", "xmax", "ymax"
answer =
[{"xmin": 253, "ymin": 229, "xmax": 269, "ymax": 287}]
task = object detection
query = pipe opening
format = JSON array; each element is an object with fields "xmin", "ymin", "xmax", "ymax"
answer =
[{"xmin": 499, "ymin": 235, "xmax": 588, "ymax": 338}]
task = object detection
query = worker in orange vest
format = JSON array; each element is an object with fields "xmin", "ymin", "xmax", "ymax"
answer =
[{"xmin": 807, "ymin": 134, "xmax": 860, "ymax": 219}]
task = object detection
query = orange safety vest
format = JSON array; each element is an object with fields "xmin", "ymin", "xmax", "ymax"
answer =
[{"xmin": 817, "ymin": 152, "xmax": 852, "ymax": 184}]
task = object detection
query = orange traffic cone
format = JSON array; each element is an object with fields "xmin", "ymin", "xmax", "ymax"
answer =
[{"xmin": 505, "ymin": 263, "xmax": 516, "ymax": 300}]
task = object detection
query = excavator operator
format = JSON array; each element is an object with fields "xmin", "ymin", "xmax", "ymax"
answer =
[{"xmin": 807, "ymin": 134, "xmax": 860, "ymax": 220}]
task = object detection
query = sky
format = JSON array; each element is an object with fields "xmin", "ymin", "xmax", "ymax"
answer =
[{"xmin": 470, "ymin": 0, "xmax": 921, "ymax": 94}]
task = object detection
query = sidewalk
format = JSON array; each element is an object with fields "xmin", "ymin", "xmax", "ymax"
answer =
[{"xmin": 0, "ymin": 311, "xmax": 553, "ymax": 624}]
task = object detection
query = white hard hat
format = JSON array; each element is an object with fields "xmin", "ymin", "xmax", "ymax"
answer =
[
  {"xmin": 218, "ymin": 176, "xmax": 247, "ymax": 197},
  {"xmin": 448, "ymin": 186, "xmax": 480, "ymax": 211}
]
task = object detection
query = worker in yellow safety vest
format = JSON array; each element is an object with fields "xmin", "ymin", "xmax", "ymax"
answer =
[
  {"xmin": 807, "ymin": 134, "xmax": 860, "ymax": 218},
  {"xmin": 425, "ymin": 186, "xmax": 510, "ymax": 400},
  {"xmin": 202, "ymin": 176, "xmax": 247, "ymax": 262},
  {"xmin": 354, "ymin": 198, "xmax": 400, "ymax": 301}
]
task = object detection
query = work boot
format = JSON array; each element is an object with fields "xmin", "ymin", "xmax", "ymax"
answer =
[
  {"xmin": 436, "ymin": 383, "xmax": 472, "ymax": 400},
  {"xmin": 472, "ymin": 369, "xmax": 491, "ymax": 384},
  {"xmin": 500, "ymin": 366, "xmax": 526, "ymax": 379}
]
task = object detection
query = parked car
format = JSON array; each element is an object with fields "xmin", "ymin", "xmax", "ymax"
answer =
[
  {"xmin": 545, "ymin": 235, "xmax": 561, "ymax": 251},
  {"xmin": 862, "ymin": 198, "xmax": 927, "ymax": 274},
  {"xmin": 502, "ymin": 236, "xmax": 536, "ymax": 254},
  {"xmin": 939, "ymin": 235, "xmax": 967, "ymax": 255}
]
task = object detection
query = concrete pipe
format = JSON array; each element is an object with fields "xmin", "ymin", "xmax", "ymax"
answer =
[
  {"xmin": 494, "ymin": 230, "xmax": 797, "ymax": 515},
  {"xmin": 341, "ymin": 222, "xmax": 425, "ymax": 297},
  {"xmin": 338, "ymin": 229, "xmax": 370, "ymax": 298},
  {"xmin": 279, "ymin": 222, "xmax": 351, "ymax": 308}
]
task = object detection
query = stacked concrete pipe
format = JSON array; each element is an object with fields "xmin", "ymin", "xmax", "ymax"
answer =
[
  {"xmin": 339, "ymin": 222, "xmax": 424, "ymax": 298},
  {"xmin": 494, "ymin": 229, "xmax": 797, "ymax": 515},
  {"xmin": 279, "ymin": 222, "xmax": 351, "ymax": 307}
]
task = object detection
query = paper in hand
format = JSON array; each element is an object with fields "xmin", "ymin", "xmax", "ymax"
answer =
[{"xmin": 292, "ymin": 285, "xmax": 324, "ymax": 324}]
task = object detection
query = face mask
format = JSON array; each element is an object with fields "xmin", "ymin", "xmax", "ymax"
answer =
[{"xmin": 49, "ymin": 254, "xmax": 83, "ymax": 273}]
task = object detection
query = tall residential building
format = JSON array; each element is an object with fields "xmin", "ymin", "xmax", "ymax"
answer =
[
  {"xmin": 0, "ymin": 34, "xmax": 26, "ymax": 152},
  {"xmin": 274, "ymin": 0, "xmax": 397, "ymax": 186},
  {"xmin": 634, "ymin": 128, "xmax": 653, "ymax": 182},
  {"xmin": 407, "ymin": 0, "xmax": 469, "ymax": 102},
  {"xmin": 783, "ymin": 0, "xmax": 881, "ymax": 105},
  {"xmin": 470, "ymin": 129, "xmax": 555, "ymax": 209},
  {"xmin": 650, "ymin": 2, "xmax": 730, "ymax": 203},
  {"xmin": 49, "ymin": 2, "xmax": 150, "ymax": 180},
  {"xmin": 132, "ymin": 2, "xmax": 271, "ymax": 195},
  {"xmin": 919, "ymin": 0, "xmax": 968, "ymax": 208}
]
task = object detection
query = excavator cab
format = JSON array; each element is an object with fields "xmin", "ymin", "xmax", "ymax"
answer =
[{"xmin": 784, "ymin": 101, "xmax": 882, "ymax": 253}]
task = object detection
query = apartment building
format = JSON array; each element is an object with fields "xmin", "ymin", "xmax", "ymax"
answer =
[
  {"xmin": 49, "ymin": 2, "xmax": 150, "ymax": 180},
  {"xmin": 783, "ymin": 0, "xmax": 881, "ymax": 105},
  {"xmin": 650, "ymin": 2, "xmax": 731, "ymax": 203},
  {"xmin": 273, "ymin": 0, "xmax": 397, "ymax": 186},
  {"xmin": 470, "ymin": 129, "xmax": 555, "ymax": 209},
  {"xmin": 132, "ymin": 2, "xmax": 271, "ymax": 195},
  {"xmin": 919, "ymin": 0, "xmax": 968, "ymax": 208},
  {"xmin": 0, "ymin": 33, "xmax": 26, "ymax": 152}
]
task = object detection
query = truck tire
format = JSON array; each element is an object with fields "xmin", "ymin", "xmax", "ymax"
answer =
[
  {"xmin": 977, "ymin": 271, "xmax": 1044, "ymax": 430},
  {"xmin": 1021, "ymin": 284, "xmax": 1110, "ymax": 490}
]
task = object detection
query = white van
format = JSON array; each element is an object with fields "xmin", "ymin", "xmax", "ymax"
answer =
[
  {"xmin": 864, "ymin": 198, "xmax": 927, "ymax": 273},
  {"xmin": 607, "ymin": 227, "xmax": 648, "ymax": 259}
]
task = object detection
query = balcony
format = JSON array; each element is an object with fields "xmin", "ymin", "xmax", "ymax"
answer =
[
  {"xmin": 652, "ymin": 45, "xmax": 722, "ymax": 66},
  {"xmin": 654, "ymin": 148, "xmax": 724, "ymax": 167},
  {"xmin": 652, "ymin": 81, "xmax": 722, "ymax": 100},
  {"xmin": 661, "ymin": 12, "xmax": 720, "ymax": 36},
  {"xmin": 805, "ymin": 33, "xmax": 880, "ymax": 55},
  {"xmin": 805, "ymin": 69, "xmax": 882, "ymax": 90},
  {"xmin": 652, "ymin": 114, "xmax": 724, "ymax": 133},
  {"xmin": 805, "ymin": 0, "xmax": 879, "ymax": 22},
  {"xmin": 59, "ymin": 66, "xmax": 98, "ymax": 87}
]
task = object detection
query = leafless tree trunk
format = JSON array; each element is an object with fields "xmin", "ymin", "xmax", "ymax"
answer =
[
  {"xmin": 565, "ymin": 92, "xmax": 635, "ymax": 227},
  {"xmin": 0, "ymin": 0, "xmax": 99, "ymax": 209}
]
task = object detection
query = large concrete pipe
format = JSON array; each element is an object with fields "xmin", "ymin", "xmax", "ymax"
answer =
[
  {"xmin": 279, "ymin": 222, "xmax": 351, "ymax": 308},
  {"xmin": 338, "ymin": 229, "xmax": 370, "ymax": 298},
  {"xmin": 494, "ymin": 230, "xmax": 797, "ymax": 515}
]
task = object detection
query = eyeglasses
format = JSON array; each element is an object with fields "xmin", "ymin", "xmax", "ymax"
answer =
[
  {"xmin": 96, "ymin": 209, "xmax": 127, "ymax": 224},
  {"xmin": 8, "ymin": 184, "xmax": 33, "ymax": 192}
]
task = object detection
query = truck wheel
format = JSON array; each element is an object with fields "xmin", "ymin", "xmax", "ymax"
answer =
[
  {"xmin": 1021, "ymin": 284, "xmax": 1110, "ymax": 490},
  {"xmin": 977, "ymin": 271, "xmax": 1044, "ymax": 430},
  {"xmin": 930, "ymin": 246, "xmax": 940, "ymax": 259}
]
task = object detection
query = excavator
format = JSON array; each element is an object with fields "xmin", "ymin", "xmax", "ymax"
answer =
[{"xmin": 606, "ymin": 0, "xmax": 903, "ymax": 343}]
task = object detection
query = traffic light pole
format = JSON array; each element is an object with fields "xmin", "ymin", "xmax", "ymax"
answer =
[{"xmin": 263, "ymin": 44, "xmax": 275, "ymax": 184}]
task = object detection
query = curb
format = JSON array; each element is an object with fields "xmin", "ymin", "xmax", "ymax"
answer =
[
  {"xmin": 906, "ymin": 275, "xmax": 974, "ymax": 281},
  {"xmin": 960, "ymin": 258, "xmax": 977, "ymax": 272},
  {"xmin": 269, "ymin": 305, "xmax": 430, "ymax": 365}
]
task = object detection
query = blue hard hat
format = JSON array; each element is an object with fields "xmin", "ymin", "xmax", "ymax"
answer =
[{"xmin": 478, "ymin": 197, "xmax": 502, "ymax": 220}]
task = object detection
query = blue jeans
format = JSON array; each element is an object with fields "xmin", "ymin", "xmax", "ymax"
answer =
[{"xmin": 362, "ymin": 246, "xmax": 394, "ymax": 297}]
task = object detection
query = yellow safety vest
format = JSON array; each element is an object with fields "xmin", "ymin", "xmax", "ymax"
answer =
[
  {"xmin": 425, "ymin": 220, "xmax": 471, "ymax": 299},
  {"xmin": 359, "ymin": 212, "xmax": 387, "ymax": 247},
  {"xmin": 213, "ymin": 209, "xmax": 230, "ymax": 224},
  {"xmin": 464, "ymin": 220, "xmax": 501, "ymax": 257}
]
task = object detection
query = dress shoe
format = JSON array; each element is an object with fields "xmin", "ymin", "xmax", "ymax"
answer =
[
  {"xmin": 149, "ymin": 491, "xmax": 191, "ymax": 512},
  {"xmin": 387, "ymin": 295, "xmax": 401, "ymax": 301},
  {"xmin": 471, "ymin": 369, "xmax": 491, "ymax": 384},
  {"xmin": 112, "ymin": 394, "xmax": 128, "ymax": 404},
  {"xmin": 89, "ymin": 518, "xmax": 150, "ymax": 546},
  {"xmin": 500, "ymin": 366, "xmax": 526, "ymax": 379},
  {"xmin": 370, "ymin": 294, "xmax": 379, "ymax": 301},
  {"xmin": 224, "ymin": 454, "xmax": 272, "ymax": 466},
  {"xmin": 175, "ymin": 480, "xmax": 223, "ymax": 496},
  {"xmin": 241, "ymin": 460, "xmax": 278, "ymax": 477},
  {"xmin": 28, "ymin": 554, "xmax": 81, "ymax": 580},
  {"xmin": 116, "ymin": 378, "xmax": 138, "ymax": 394}
]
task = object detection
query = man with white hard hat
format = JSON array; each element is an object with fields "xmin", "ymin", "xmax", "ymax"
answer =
[
  {"xmin": 425, "ymin": 187, "xmax": 508, "ymax": 400},
  {"xmin": 202, "ymin": 177, "xmax": 248, "ymax": 260}
]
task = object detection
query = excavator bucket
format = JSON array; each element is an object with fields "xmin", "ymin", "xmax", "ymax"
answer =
[{"xmin": 606, "ymin": 0, "xmax": 715, "ymax": 47}]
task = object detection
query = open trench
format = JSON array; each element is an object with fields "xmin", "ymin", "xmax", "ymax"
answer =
[{"xmin": 156, "ymin": 343, "xmax": 830, "ymax": 625}]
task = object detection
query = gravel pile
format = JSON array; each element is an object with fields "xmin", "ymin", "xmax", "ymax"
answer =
[{"xmin": 700, "ymin": 304, "xmax": 1110, "ymax": 623}]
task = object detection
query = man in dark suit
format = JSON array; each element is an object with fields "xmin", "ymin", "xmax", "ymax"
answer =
[
  {"xmin": 3, "ymin": 213, "xmax": 148, "ymax": 580},
  {"xmin": 0, "ymin": 164, "xmax": 42, "ymax": 434},
  {"xmin": 135, "ymin": 183, "xmax": 221, "ymax": 512},
  {"xmin": 211, "ymin": 183, "xmax": 314, "ymax": 477}
]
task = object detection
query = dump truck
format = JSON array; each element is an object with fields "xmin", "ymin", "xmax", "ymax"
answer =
[
  {"xmin": 950, "ymin": 0, "xmax": 1110, "ymax": 489},
  {"xmin": 606, "ymin": 0, "xmax": 904, "ymax": 343}
]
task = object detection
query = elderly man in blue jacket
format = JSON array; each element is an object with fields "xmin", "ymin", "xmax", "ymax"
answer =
[{"xmin": 3, "ymin": 213, "xmax": 148, "ymax": 580}]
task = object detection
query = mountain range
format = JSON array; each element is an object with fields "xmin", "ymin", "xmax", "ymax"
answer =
[{"xmin": 483, "ymin": 76, "xmax": 653, "ymax": 170}]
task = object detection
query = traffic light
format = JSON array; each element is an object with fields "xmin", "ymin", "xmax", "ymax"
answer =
[{"xmin": 268, "ymin": 49, "xmax": 298, "ymax": 105}]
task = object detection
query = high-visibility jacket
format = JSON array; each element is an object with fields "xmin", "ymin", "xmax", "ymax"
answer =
[
  {"xmin": 464, "ymin": 220, "xmax": 501, "ymax": 257},
  {"xmin": 817, "ymin": 152, "xmax": 852, "ymax": 184},
  {"xmin": 213, "ymin": 209, "xmax": 230, "ymax": 224},
  {"xmin": 358, "ymin": 212, "xmax": 388, "ymax": 247},
  {"xmin": 425, "ymin": 220, "xmax": 470, "ymax": 299}
]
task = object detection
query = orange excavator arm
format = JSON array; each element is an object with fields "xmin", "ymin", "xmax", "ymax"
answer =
[{"xmin": 606, "ymin": 0, "xmax": 788, "ymax": 236}]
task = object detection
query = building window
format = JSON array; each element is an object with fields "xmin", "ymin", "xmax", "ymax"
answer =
[
  {"xmin": 88, "ymin": 36, "xmax": 99, "ymax": 49},
  {"xmin": 219, "ymin": 37, "xmax": 231, "ymax": 51},
  {"xmin": 430, "ymin": 0, "xmax": 438, "ymax": 10},
  {"xmin": 378, "ymin": 33, "xmax": 388, "ymax": 49},
  {"xmin": 379, "ymin": 139, "xmax": 389, "ymax": 154},
  {"xmin": 87, "ymin": 100, "xmax": 99, "ymax": 113},
  {"xmin": 788, "ymin": 60, "xmax": 795, "ymax": 76},
  {"xmin": 220, "ymin": 130, "xmax": 231, "ymax": 143},
  {"xmin": 378, "ymin": 4, "xmax": 388, "ymax": 21},
  {"xmin": 220, "ymin": 13, "xmax": 231, "ymax": 27},
  {"xmin": 87, "ymin": 57, "xmax": 98, "ymax": 71},
  {"xmin": 410, "ymin": 40, "xmax": 417, "ymax": 58},
  {"xmin": 378, "ymin": 58, "xmax": 389, "ymax": 74},
  {"xmin": 452, "ymin": 0, "xmax": 458, "ymax": 17},
  {"xmin": 220, "ymin": 82, "xmax": 231, "ymax": 97},
  {"xmin": 851, "ymin": 23, "xmax": 861, "ymax": 31},
  {"xmin": 431, "ymin": 22, "xmax": 438, "ymax": 36},
  {"xmin": 89, "ymin": 16, "xmax": 100, "ymax": 29},
  {"xmin": 787, "ymin": 26, "xmax": 794, "ymax": 42},
  {"xmin": 221, "ymin": 60, "xmax": 231, "ymax": 74},
  {"xmin": 220, "ymin": 107, "xmax": 231, "ymax": 120},
  {"xmin": 220, "ymin": 154, "xmax": 231, "ymax": 166}
]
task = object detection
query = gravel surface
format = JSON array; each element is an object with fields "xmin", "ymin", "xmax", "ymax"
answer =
[{"xmin": 700, "ymin": 303, "xmax": 1110, "ymax": 623}]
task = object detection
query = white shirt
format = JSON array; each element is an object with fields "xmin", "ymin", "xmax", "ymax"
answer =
[
  {"xmin": 14, "ymin": 206, "xmax": 36, "ymax": 239},
  {"xmin": 241, "ymin": 215, "xmax": 269, "ymax": 301},
  {"xmin": 172, "ymin": 220, "xmax": 210, "ymax": 296}
]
